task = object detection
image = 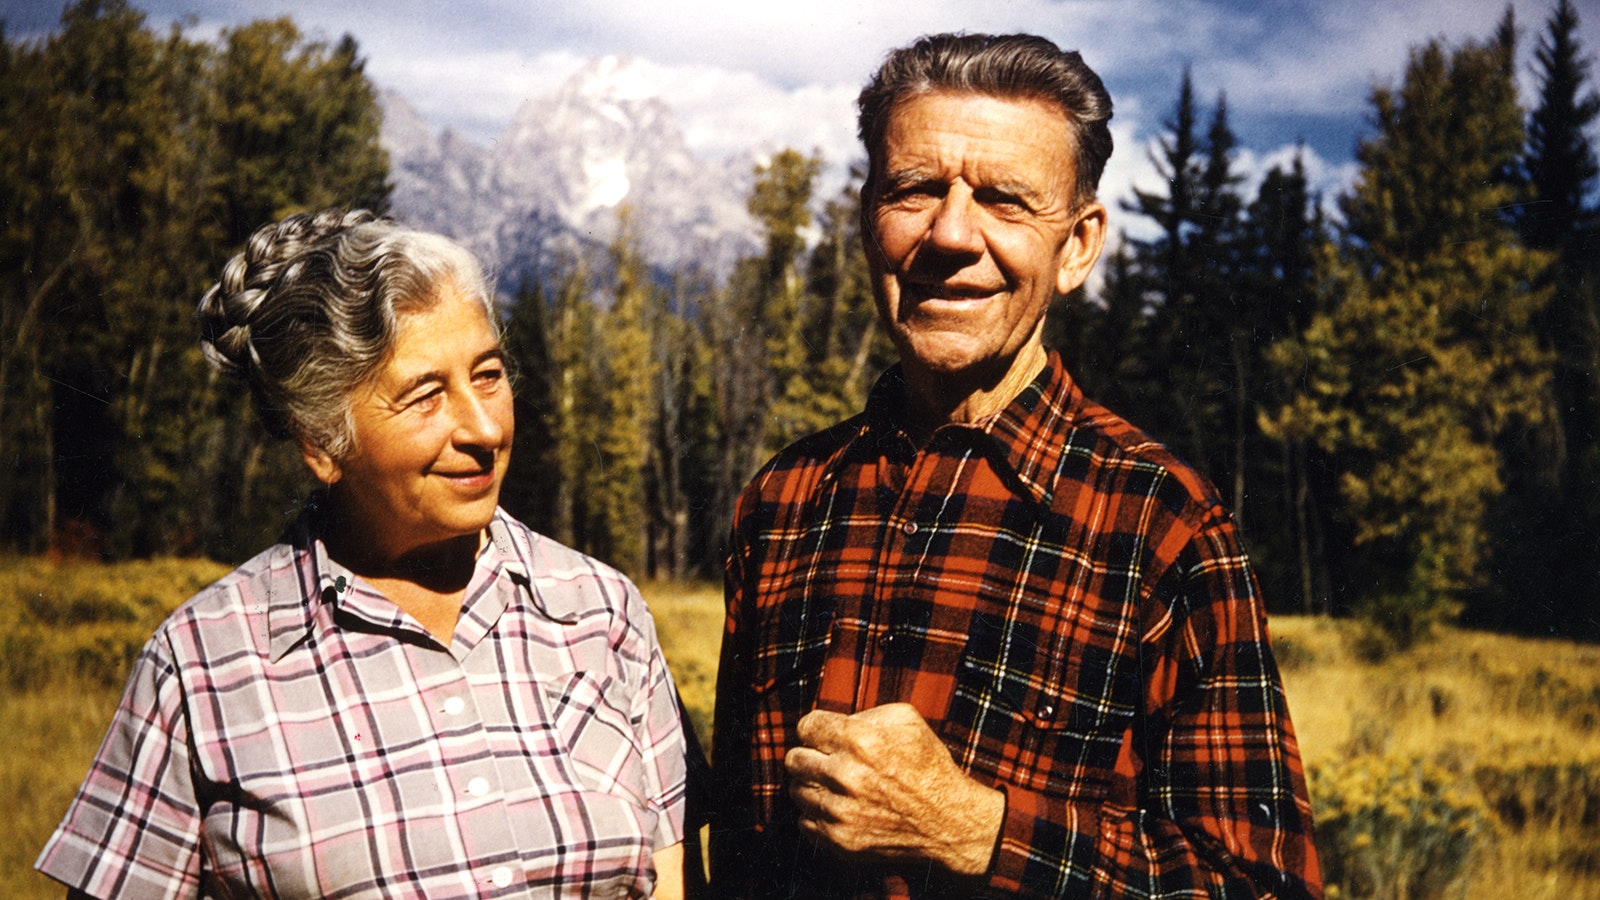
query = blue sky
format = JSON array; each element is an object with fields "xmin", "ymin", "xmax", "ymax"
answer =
[{"xmin": 7, "ymin": 0, "xmax": 1598, "ymax": 216}]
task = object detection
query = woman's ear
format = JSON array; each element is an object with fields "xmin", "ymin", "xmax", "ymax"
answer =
[{"xmin": 300, "ymin": 440, "xmax": 342, "ymax": 485}]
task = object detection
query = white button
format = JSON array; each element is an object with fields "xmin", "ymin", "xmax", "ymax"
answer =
[
  {"xmin": 443, "ymin": 696, "xmax": 465, "ymax": 715},
  {"xmin": 491, "ymin": 866, "xmax": 514, "ymax": 888},
  {"xmin": 467, "ymin": 777, "xmax": 490, "ymax": 797}
]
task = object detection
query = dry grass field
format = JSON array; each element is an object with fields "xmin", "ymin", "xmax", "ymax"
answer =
[{"xmin": 3, "ymin": 559, "xmax": 1596, "ymax": 898}]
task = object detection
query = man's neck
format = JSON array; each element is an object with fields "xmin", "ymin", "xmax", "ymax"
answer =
[{"xmin": 901, "ymin": 344, "xmax": 1049, "ymax": 446}]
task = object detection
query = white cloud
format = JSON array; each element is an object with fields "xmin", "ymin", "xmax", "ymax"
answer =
[{"xmin": 90, "ymin": 0, "xmax": 1600, "ymax": 201}]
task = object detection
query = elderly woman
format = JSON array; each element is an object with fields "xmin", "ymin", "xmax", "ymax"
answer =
[{"xmin": 37, "ymin": 209, "xmax": 689, "ymax": 898}]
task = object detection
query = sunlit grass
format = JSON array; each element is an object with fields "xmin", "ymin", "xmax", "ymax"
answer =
[
  {"xmin": 2, "ymin": 679, "xmax": 123, "ymax": 899},
  {"xmin": 5, "ymin": 561, "xmax": 1596, "ymax": 898},
  {"xmin": 639, "ymin": 579, "xmax": 724, "ymax": 753},
  {"xmin": 1275, "ymin": 616, "xmax": 1600, "ymax": 899}
]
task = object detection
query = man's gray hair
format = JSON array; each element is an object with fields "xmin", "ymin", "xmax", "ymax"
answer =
[
  {"xmin": 857, "ymin": 33, "xmax": 1114, "ymax": 203},
  {"xmin": 197, "ymin": 208, "xmax": 497, "ymax": 460}
]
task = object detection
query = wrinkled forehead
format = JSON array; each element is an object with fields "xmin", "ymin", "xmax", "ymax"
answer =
[
  {"xmin": 870, "ymin": 88, "xmax": 1081, "ymax": 190},
  {"xmin": 867, "ymin": 88, "xmax": 1077, "ymax": 179}
]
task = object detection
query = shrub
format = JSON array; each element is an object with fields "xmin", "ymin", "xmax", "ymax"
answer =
[
  {"xmin": 0, "ymin": 556, "xmax": 227, "ymax": 691},
  {"xmin": 1309, "ymin": 755, "xmax": 1491, "ymax": 899},
  {"xmin": 1474, "ymin": 759, "xmax": 1600, "ymax": 834}
]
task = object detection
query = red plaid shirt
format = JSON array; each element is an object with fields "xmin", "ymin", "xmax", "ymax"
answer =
[{"xmin": 711, "ymin": 352, "xmax": 1320, "ymax": 899}]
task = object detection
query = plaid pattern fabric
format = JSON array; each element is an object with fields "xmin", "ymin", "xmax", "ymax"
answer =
[
  {"xmin": 37, "ymin": 507, "xmax": 687, "ymax": 899},
  {"xmin": 711, "ymin": 352, "xmax": 1320, "ymax": 899}
]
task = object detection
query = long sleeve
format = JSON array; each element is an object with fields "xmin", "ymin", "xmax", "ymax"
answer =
[
  {"xmin": 708, "ymin": 500, "xmax": 762, "ymax": 893},
  {"xmin": 981, "ymin": 514, "xmax": 1321, "ymax": 899},
  {"xmin": 706, "ymin": 356, "xmax": 1321, "ymax": 899}
]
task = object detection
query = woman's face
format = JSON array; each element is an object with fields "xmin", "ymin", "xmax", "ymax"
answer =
[{"xmin": 310, "ymin": 280, "xmax": 514, "ymax": 560}]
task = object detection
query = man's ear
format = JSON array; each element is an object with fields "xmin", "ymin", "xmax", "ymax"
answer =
[
  {"xmin": 1055, "ymin": 201, "xmax": 1108, "ymax": 296},
  {"xmin": 300, "ymin": 440, "xmax": 342, "ymax": 485}
]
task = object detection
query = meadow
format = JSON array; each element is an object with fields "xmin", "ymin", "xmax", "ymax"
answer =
[{"xmin": 3, "ymin": 557, "xmax": 1597, "ymax": 898}]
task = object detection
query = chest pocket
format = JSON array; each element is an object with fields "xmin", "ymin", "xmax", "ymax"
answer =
[
  {"xmin": 946, "ymin": 609, "xmax": 1135, "ymax": 802},
  {"xmin": 542, "ymin": 670, "xmax": 649, "ymax": 808}
]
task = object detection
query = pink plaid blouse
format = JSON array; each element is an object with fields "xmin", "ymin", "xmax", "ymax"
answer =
[{"xmin": 38, "ymin": 507, "xmax": 687, "ymax": 898}]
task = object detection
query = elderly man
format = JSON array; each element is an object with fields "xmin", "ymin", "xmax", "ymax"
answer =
[{"xmin": 710, "ymin": 32, "xmax": 1321, "ymax": 900}]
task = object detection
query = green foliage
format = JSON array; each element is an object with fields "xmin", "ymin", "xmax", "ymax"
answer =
[
  {"xmin": 1078, "ymin": 75, "xmax": 1327, "ymax": 616},
  {"xmin": 1510, "ymin": 0, "xmax": 1600, "ymax": 638},
  {"xmin": 1265, "ymin": 30, "xmax": 1554, "ymax": 643},
  {"xmin": 0, "ymin": 1, "xmax": 391, "ymax": 561},
  {"xmin": 592, "ymin": 214, "xmax": 663, "ymax": 573},
  {"xmin": 2, "ymin": 2, "xmax": 1596, "ymax": 642},
  {"xmin": 1309, "ymin": 755, "xmax": 1492, "ymax": 899}
]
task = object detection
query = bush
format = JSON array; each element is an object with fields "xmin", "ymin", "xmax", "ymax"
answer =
[
  {"xmin": 1474, "ymin": 759, "xmax": 1600, "ymax": 834},
  {"xmin": 1309, "ymin": 755, "xmax": 1491, "ymax": 899},
  {"xmin": 0, "ymin": 556, "xmax": 227, "ymax": 691}
]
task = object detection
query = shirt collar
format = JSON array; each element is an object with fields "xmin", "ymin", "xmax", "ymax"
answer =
[
  {"xmin": 267, "ymin": 501, "xmax": 345, "ymax": 662},
  {"xmin": 485, "ymin": 511, "xmax": 583, "ymax": 624},
  {"xmin": 266, "ymin": 503, "xmax": 578, "ymax": 662},
  {"xmin": 850, "ymin": 349, "xmax": 1083, "ymax": 508}
]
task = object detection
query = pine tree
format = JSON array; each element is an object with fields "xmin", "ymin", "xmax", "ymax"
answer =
[
  {"xmin": 1267, "ymin": 33, "xmax": 1551, "ymax": 645},
  {"xmin": 0, "ymin": 4, "xmax": 392, "ymax": 558},
  {"xmin": 749, "ymin": 149, "xmax": 825, "ymax": 452},
  {"xmin": 544, "ymin": 265, "xmax": 601, "ymax": 552},
  {"xmin": 1124, "ymin": 69, "xmax": 1202, "ymax": 316},
  {"xmin": 590, "ymin": 212, "xmax": 661, "ymax": 575},
  {"xmin": 0, "ymin": 26, "xmax": 67, "ymax": 550},
  {"xmin": 1248, "ymin": 155, "xmax": 1331, "ymax": 613},
  {"xmin": 499, "ymin": 280, "xmax": 561, "ymax": 533},
  {"xmin": 1119, "ymin": 81, "xmax": 1257, "ymax": 519},
  {"xmin": 1515, "ymin": 0, "xmax": 1600, "ymax": 637}
]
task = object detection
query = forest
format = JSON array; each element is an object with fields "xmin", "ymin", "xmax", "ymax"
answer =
[{"xmin": 2, "ymin": 0, "xmax": 1597, "ymax": 647}]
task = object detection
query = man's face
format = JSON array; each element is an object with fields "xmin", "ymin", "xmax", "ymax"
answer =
[{"xmin": 864, "ymin": 90, "xmax": 1104, "ymax": 384}]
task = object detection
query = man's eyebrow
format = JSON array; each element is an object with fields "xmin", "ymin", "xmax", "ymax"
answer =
[
  {"xmin": 975, "ymin": 181, "xmax": 1044, "ymax": 204},
  {"xmin": 877, "ymin": 168, "xmax": 941, "ymax": 192}
]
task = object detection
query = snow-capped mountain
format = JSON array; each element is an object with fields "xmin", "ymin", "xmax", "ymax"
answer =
[{"xmin": 381, "ymin": 56, "xmax": 759, "ymax": 294}]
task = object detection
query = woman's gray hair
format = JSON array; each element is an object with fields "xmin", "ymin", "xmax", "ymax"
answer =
[
  {"xmin": 857, "ymin": 33, "xmax": 1114, "ymax": 204},
  {"xmin": 197, "ymin": 208, "xmax": 497, "ymax": 460}
]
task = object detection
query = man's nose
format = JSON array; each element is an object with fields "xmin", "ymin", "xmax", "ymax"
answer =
[{"xmin": 926, "ymin": 187, "xmax": 984, "ymax": 257}]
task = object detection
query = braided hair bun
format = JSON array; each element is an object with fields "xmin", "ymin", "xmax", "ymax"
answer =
[
  {"xmin": 195, "ymin": 208, "xmax": 494, "ymax": 458},
  {"xmin": 198, "ymin": 208, "xmax": 379, "ymax": 398}
]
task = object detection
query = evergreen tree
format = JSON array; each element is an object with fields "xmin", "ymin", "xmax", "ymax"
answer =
[
  {"xmin": 590, "ymin": 218, "xmax": 659, "ymax": 575},
  {"xmin": 1189, "ymin": 95, "xmax": 1251, "ymax": 513},
  {"xmin": 1248, "ymin": 156, "xmax": 1332, "ymax": 613},
  {"xmin": 1119, "ymin": 81, "xmax": 1261, "ymax": 525},
  {"xmin": 750, "ymin": 149, "xmax": 824, "ymax": 452},
  {"xmin": 499, "ymin": 279, "xmax": 562, "ymax": 534},
  {"xmin": 1516, "ymin": 0, "xmax": 1600, "ymax": 637},
  {"xmin": 1124, "ymin": 69, "xmax": 1202, "ymax": 316},
  {"xmin": 1266, "ymin": 33, "xmax": 1551, "ymax": 645},
  {"xmin": 544, "ymin": 265, "xmax": 601, "ymax": 553},
  {"xmin": 0, "ymin": 26, "xmax": 66, "ymax": 549},
  {"xmin": 0, "ymin": 3, "xmax": 392, "ymax": 559}
]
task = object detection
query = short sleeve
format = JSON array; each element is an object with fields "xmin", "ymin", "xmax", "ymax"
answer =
[{"xmin": 36, "ymin": 632, "xmax": 204, "ymax": 899}]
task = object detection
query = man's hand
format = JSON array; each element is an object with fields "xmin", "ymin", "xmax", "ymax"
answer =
[{"xmin": 784, "ymin": 703, "xmax": 1005, "ymax": 876}]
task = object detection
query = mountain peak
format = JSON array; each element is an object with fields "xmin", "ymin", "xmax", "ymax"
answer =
[
  {"xmin": 383, "ymin": 57, "xmax": 758, "ymax": 292},
  {"xmin": 572, "ymin": 55, "xmax": 659, "ymax": 104}
]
